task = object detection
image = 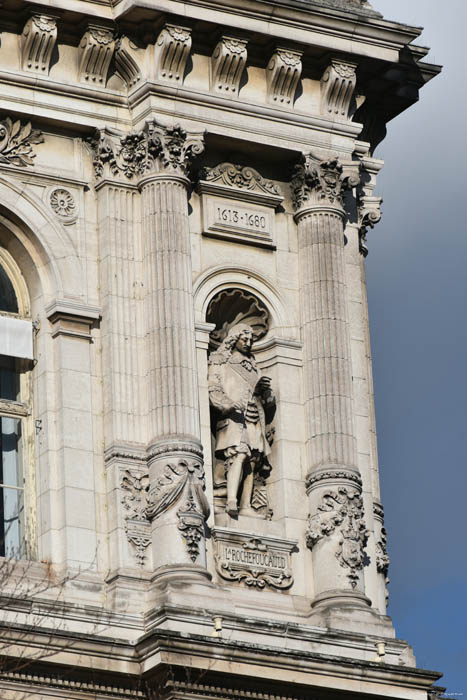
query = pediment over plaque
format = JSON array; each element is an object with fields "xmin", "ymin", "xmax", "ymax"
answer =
[
  {"xmin": 197, "ymin": 163, "xmax": 283, "ymax": 249},
  {"xmin": 212, "ymin": 527, "xmax": 297, "ymax": 589}
]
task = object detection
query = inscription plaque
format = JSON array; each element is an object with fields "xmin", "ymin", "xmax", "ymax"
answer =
[{"xmin": 212, "ymin": 527, "xmax": 297, "ymax": 589}]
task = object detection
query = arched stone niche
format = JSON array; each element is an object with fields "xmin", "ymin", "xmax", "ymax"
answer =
[{"xmin": 193, "ymin": 266, "xmax": 307, "ymax": 594}]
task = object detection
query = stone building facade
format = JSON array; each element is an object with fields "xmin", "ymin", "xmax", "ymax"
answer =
[{"xmin": 0, "ymin": 0, "xmax": 443, "ymax": 698}]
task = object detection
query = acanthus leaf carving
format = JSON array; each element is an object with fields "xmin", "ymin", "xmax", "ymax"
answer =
[
  {"xmin": 320, "ymin": 59, "xmax": 357, "ymax": 120},
  {"xmin": 79, "ymin": 25, "xmax": 115, "ymax": 85},
  {"xmin": 266, "ymin": 47, "xmax": 302, "ymax": 106},
  {"xmin": 0, "ymin": 117, "xmax": 44, "ymax": 167},
  {"xmin": 21, "ymin": 14, "xmax": 58, "ymax": 74},
  {"xmin": 210, "ymin": 36, "xmax": 248, "ymax": 96},
  {"xmin": 154, "ymin": 24, "xmax": 192, "ymax": 84},
  {"xmin": 202, "ymin": 163, "xmax": 280, "ymax": 196},
  {"xmin": 306, "ymin": 487, "xmax": 368, "ymax": 588},
  {"xmin": 90, "ymin": 121, "xmax": 205, "ymax": 181},
  {"xmin": 291, "ymin": 153, "xmax": 360, "ymax": 211}
]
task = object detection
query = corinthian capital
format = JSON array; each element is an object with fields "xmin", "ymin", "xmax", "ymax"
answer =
[
  {"xmin": 90, "ymin": 121, "xmax": 204, "ymax": 182},
  {"xmin": 291, "ymin": 154, "xmax": 359, "ymax": 211}
]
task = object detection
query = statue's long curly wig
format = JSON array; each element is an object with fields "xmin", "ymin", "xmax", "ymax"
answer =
[{"xmin": 210, "ymin": 323, "xmax": 255, "ymax": 365}]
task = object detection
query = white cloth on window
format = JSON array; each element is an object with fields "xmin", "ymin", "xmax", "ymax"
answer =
[{"xmin": 0, "ymin": 316, "xmax": 33, "ymax": 360}]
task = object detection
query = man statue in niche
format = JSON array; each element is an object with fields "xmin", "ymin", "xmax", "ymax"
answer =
[{"xmin": 208, "ymin": 323, "xmax": 276, "ymax": 518}]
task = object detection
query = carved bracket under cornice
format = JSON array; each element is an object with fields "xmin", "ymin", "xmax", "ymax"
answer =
[
  {"xmin": 115, "ymin": 36, "xmax": 142, "ymax": 88},
  {"xmin": 90, "ymin": 120, "xmax": 204, "ymax": 182},
  {"xmin": 21, "ymin": 13, "xmax": 58, "ymax": 74},
  {"xmin": 154, "ymin": 23, "xmax": 192, "ymax": 84},
  {"xmin": 0, "ymin": 117, "xmax": 43, "ymax": 167},
  {"xmin": 210, "ymin": 36, "xmax": 248, "ymax": 96},
  {"xmin": 266, "ymin": 47, "xmax": 302, "ymax": 106},
  {"xmin": 320, "ymin": 59, "xmax": 357, "ymax": 120},
  {"xmin": 79, "ymin": 24, "xmax": 115, "ymax": 85}
]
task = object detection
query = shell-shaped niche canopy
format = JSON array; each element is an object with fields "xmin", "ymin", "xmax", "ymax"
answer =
[{"xmin": 207, "ymin": 288, "xmax": 270, "ymax": 350}]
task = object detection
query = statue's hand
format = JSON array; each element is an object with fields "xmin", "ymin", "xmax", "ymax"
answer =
[{"xmin": 220, "ymin": 400, "xmax": 244, "ymax": 416}]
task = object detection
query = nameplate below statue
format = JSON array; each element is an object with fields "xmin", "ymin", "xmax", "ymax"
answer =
[{"xmin": 212, "ymin": 527, "xmax": 297, "ymax": 590}]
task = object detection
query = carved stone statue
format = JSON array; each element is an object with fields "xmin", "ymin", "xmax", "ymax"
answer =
[{"xmin": 208, "ymin": 323, "xmax": 276, "ymax": 518}]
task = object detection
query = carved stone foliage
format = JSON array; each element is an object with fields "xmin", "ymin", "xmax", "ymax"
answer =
[
  {"xmin": 50, "ymin": 188, "xmax": 76, "ymax": 219},
  {"xmin": 211, "ymin": 36, "xmax": 248, "ymax": 96},
  {"xmin": 79, "ymin": 25, "xmax": 115, "ymax": 85},
  {"xmin": 121, "ymin": 469, "xmax": 151, "ymax": 566},
  {"xmin": 266, "ymin": 48, "xmax": 302, "ymax": 106},
  {"xmin": 320, "ymin": 59, "xmax": 357, "ymax": 120},
  {"xmin": 202, "ymin": 163, "xmax": 280, "ymax": 196},
  {"xmin": 291, "ymin": 153, "xmax": 360, "ymax": 211},
  {"xmin": 115, "ymin": 36, "xmax": 142, "ymax": 88},
  {"xmin": 145, "ymin": 459, "xmax": 209, "ymax": 562},
  {"xmin": 305, "ymin": 469, "xmax": 362, "ymax": 493},
  {"xmin": 376, "ymin": 526, "xmax": 390, "ymax": 576},
  {"xmin": 306, "ymin": 487, "xmax": 368, "ymax": 588},
  {"xmin": 154, "ymin": 24, "xmax": 192, "ymax": 84},
  {"xmin": 0, "ymin": 118, "xmax": 43, "ymax": 167},
  {"xmin": 90, "ymin": 121, "xmax": 204, "ymax": 181},
  {"xmin": 207, "ymin": 288, "xmax": 270, "ymax": 348},
  {"xmin": 213, "ymin": 529, "xmax": 296, "ymax": 589},
  {"xmin": 21, "ymin": 14, "xmax": 57, "ymax": 74}
]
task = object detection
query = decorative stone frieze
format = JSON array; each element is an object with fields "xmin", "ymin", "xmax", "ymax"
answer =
[
  {"xmin": 79, "ymin": 25, "xmax": 115, "ymax": 85},
  {"xmin": 115, "ymin": 36, "xmax": 142, "ymax": 88},
  {"xmin": 212, "ymin": 528, "xmax": 297, "ymax": 589},
  {"xmin": 210, "ymin": 36, "xmax": 248, "ymax": 95},
  {"xmin": 266, "ymin": 47, "xmax": 302, "ymax": 106},
  {"xmin": 320, "ymin": 59, "xmax": 357, "ymax": 120},
  {"xmin": 306, "ymin": 487, "xmax": 368, "ymax": 588},
  {"xmin": 0, "ymin": 117, "xmax": 43, "ymax": 167},
  {"xmin": 21, "ymin": 13, "xmax": 58, "ymax": 74},
  {"xmin": 154, "ymin": 24, "xmax": 192, "ymax": 84},
  {"xmin": 121, "ymin": 469, "xmax": 151, "ymax": 567},
  {"xmin": 91, "ymin": 121, "xmax": 204, "ymax": 182},
  {"xmin": 197, "ymin": 163, "xmax": 282, "ymax": 248}
]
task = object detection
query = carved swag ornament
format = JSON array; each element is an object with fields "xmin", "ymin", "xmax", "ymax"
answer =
[
  {"xmin": 306, "ymin": 487, "xmax": 369, "ymax": 588},
  {"xmin": 145, "ymin": 458, "xmax": 210, "ymax": 562},
  {"xmin": 90, "ymin": 121, "xmax": 204, "ymax": 181}
]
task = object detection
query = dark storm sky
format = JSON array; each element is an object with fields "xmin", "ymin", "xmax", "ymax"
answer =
[{"xmin": 365, "ymin": 0, "xmax": 467, "ymax": 692}]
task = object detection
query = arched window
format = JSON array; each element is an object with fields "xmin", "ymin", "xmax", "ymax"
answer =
[{"xmin": 0, "ymin": 249, "xmax": 34, "ymax": 559}]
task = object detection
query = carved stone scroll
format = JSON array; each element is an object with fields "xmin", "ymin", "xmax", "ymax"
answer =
[
  {"xmin": 0, "ymin": 117, "xmax": 43, "ymax": 167},
  {"xmin": 306, "ymin": 487, "xmax": 368, "ymax": 588},
  {"xmin": 210, "ymin": 36, "xmax": 248, "ymax": 96},
  {"xmin": 320, "ymin": 59, "xmax": 357, "ymax": 119},
  {"xmin": 212, "ymin": 528, "xmax": 297, "ymax": 589},
  {"xmin": 79, "ymin": 25, "xmax": 115, "ymax": 85},
  {"xmin": 115, "ymin": 36, "xmax": 141, "ymax": 88},
  {"xmin": 21, "ymin": 14, "xmax": 57, "ymax": 74},
  {"xmin": 266, "ymin": 47, "xmax": 302, "ymax": 106},
  {"xmin": 154, "ymin": 24, "xmax": 192, "ymax": 84}
]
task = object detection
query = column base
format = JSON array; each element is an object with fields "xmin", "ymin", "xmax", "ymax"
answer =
[{"xmin": 151, "ymin": 563, "xmax": 213, "ymax": 587}]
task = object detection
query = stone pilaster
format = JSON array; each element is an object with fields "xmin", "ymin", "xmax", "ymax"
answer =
[
  {"xmin": 91, "ymin": 121, "xmax": 210, "ymax": 584},
  {"xmin": 292, "ymin": 155, "xmax": 370, "ymax": 609}
]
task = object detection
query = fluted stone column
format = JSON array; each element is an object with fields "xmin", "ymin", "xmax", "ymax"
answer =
[
  {"xmin": 92, "ymin": 122, "xmax": 210, "ymax": 586},
  {"xmin": 138, "ymin": 122, "xmax": 210, "ymax": 583},
  {"xmin": 292, "ymin": 155, "xmax": 370, "ymax": 609}
]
